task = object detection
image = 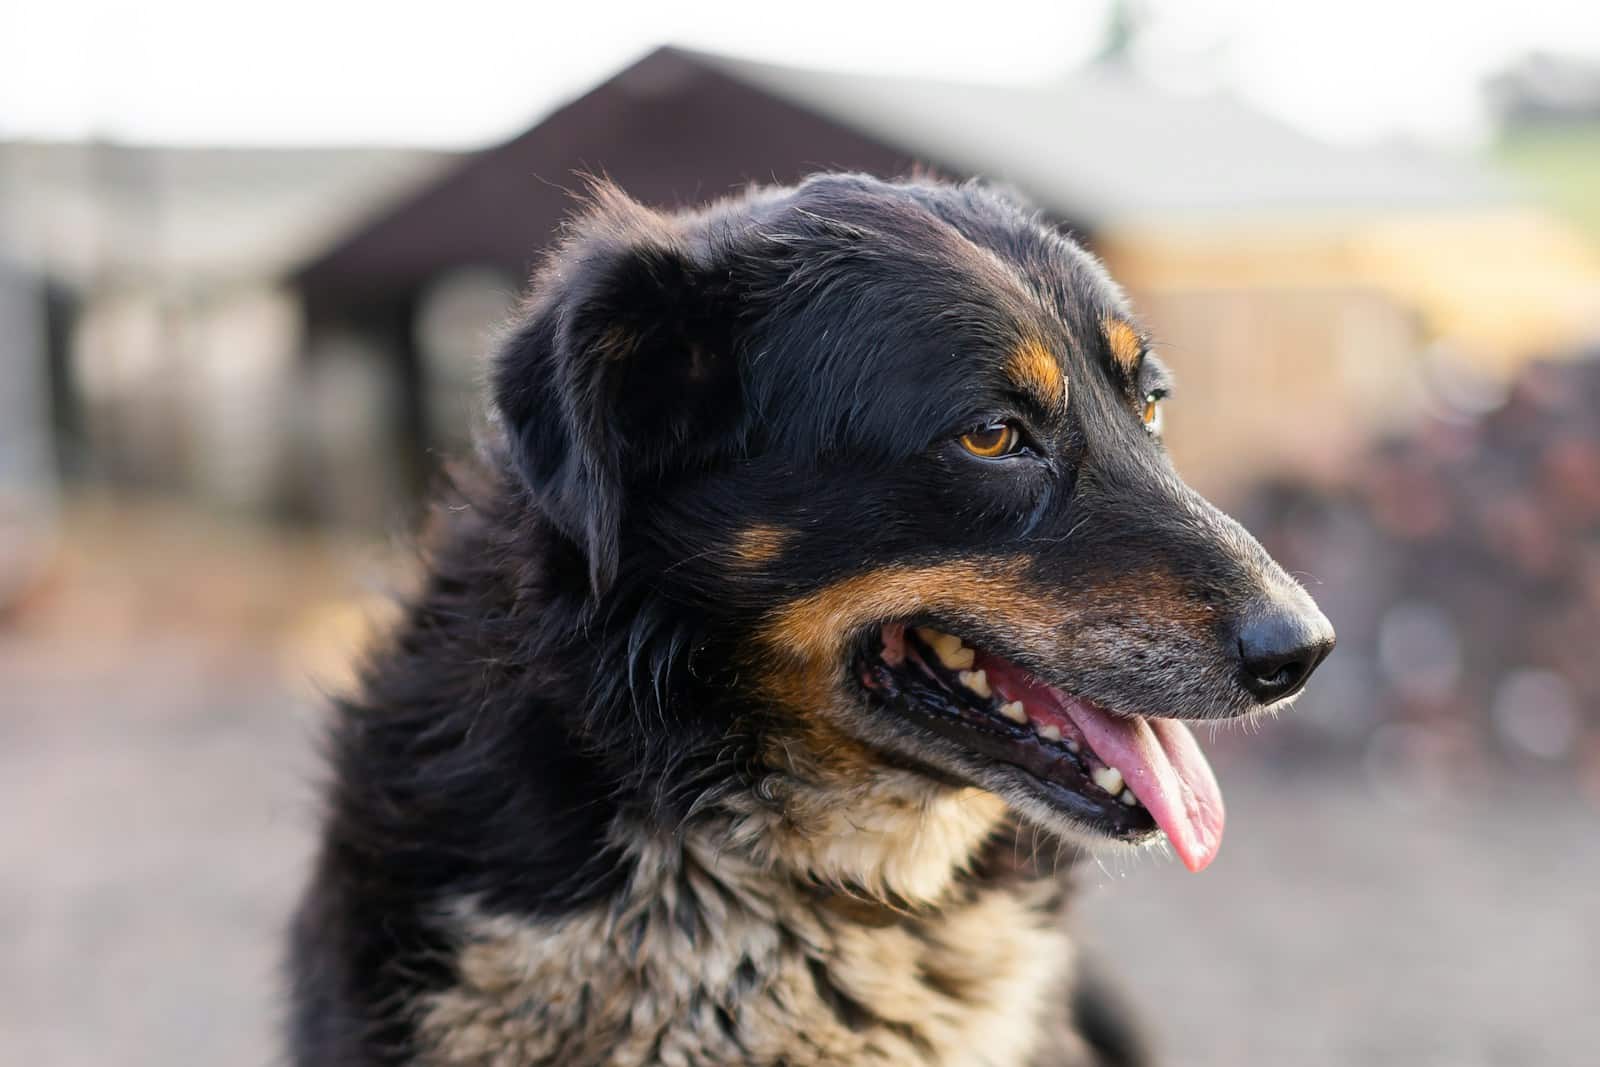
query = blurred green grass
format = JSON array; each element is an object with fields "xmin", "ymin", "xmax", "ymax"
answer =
[{"xmin": 1497, "ymin": 127, "xmax": 1600, "ymax": 244}]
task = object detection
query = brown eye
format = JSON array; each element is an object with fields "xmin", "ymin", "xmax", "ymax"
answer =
[
  {"xmin": 1141, "ymin": 394, "xmax": 1163, "ymax": 434},
  {"xmin": 958, "ymin": 423, "xmax": 1022, "ymax": 459}
]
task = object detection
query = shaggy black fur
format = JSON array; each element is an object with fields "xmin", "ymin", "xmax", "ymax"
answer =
[{"xmin": 288, "ymin": 173, "xmax": 1330, "ymax": 1066}]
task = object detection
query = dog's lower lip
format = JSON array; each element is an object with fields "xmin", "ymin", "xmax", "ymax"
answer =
[
  {"xmin": 859, "ymin": 622, "xmax": 1227, "ymax": 871},
  {"xmin": 857, "ymin": 624, "xmax": 1151, "ymax": 839}
]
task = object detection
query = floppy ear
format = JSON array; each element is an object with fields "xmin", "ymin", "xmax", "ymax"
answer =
[{"xmin": 492, "ymin": 186, "xmax": 742, "ymax": 597}]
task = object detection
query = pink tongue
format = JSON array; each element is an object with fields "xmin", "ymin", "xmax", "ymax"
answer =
[
  {"xmin": 1059, "ymin": 698, "xmax": 1226, "ymax": 872},
  {"xmin": 976, "ymin": 652, "xmax": 1226, "ymax": 871}
]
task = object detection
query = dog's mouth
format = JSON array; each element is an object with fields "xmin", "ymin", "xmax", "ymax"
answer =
[{"xmin": 855, "ymin": 623, "xmax": 1225, "ymax": 872}]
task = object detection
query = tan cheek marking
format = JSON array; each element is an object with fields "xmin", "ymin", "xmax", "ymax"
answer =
[
  {"xmin": 1102, "ymin": 318, "xmax": 1143, "ymax": 374},
  {"xmin": 750, "ymin": 564, "xmax": 1223, "ymax": 773},
  {"xmin": 731, "ymin": 524, "xmax": 789, "ymax": 568},
  {"xmin": 757, "ymin": 656, "xmax": 880, "ymax": 775},
  {"xmin": 756, "ymin": 561, "xmax": 1061, "ymax": 666},
  {"xmin": 1005, "ymin": 340, "xmax": 1067, "ymax": 415},
  {"xmin": 750, "ymin": 561, "xmax": 1059, "ymax": 777}
]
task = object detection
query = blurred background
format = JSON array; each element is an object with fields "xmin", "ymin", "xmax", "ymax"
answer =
[{"xmin": 3, "ymin": 2, "xmax": 1598, "ymax": 1064}]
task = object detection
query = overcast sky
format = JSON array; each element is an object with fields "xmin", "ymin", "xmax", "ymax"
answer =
[{"xmin": 3, "ymin": 0, "xmax": 1598, "ymax": 149}]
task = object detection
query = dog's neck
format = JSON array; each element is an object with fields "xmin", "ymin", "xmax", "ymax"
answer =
[
  {"xmin": 715, "ymin": 762, "xmax": 1014, "ymax": 903},
  {"xmin": 416, "ymin": 798, "xmax": 1085, "ymax": 1067},
  {"xmin": 339, "ymin": 479, "xmax": 1089, "ymax": 1064}
]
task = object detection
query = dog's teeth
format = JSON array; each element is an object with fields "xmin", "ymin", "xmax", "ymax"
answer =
[
  {"xmin": 917, "ymin": 627, "xmax": 977, "ymax": 670},
  {"xmin": 957, "ymin": 669, "xmax": 991, "ymax": 699},
  {"xmin": 936, "ymin": 643, "xmax": 975, "ymax": 670},
  {"xmin": 1119, "ymin": 789, "xmax": 1138, "ymax": 806},
  {"xmin": 1035, "ymin": 721, "xmax": 1062, "ymax": 742},
  {"xmin": 1092, "ymin": 766, "xmax": 1124, "ymax": 796},
  {"xmin": 1065, "ymin": 738, "xmax": 1080, "ymax": 753},
  {"xmin": 999, "ymin": 700, "xmax": 1028, "ymax": 724}
]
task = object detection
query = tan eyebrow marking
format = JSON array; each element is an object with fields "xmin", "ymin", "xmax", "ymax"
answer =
[
  {"xmin": 1102, "ymin": 318, "xmax": 1144, "ymax": 374},
  {"xmin": 730, "ymin": 523, "xmax": 788, "ymax": 567},
  {"xmin": 1005, "ymin": 339, "xmax": 1068, "ymax": 416}
]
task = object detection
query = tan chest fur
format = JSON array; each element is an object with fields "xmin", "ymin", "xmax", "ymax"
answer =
[{"xmin": 420, "ymin": 778, "xmax": 1085, "ymax": 1067}]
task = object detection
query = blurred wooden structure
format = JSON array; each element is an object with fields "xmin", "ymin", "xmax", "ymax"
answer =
[
  {"xmin": 288, "ymin": 48, "xmax": 981, "ymax": 514},
  {"xmin": 293, "ymin": 47, "xmax": 1600, "ymax": 508},
  {"xmin": 7, "ymin": 46, "xmax": 1597, "ymax": 525}
]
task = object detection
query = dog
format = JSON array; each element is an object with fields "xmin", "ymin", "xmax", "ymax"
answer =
[{"xmin": 288, "ymin": 173, "xmax": 1334, "ymax": 1066}]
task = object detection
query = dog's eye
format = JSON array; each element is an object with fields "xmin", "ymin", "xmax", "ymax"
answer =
[
  {"xmin": 1141, "ymin": 393, "xmax": 1164, "ymax": 435},
  {"xmin": 958, "ymin": 422, "xmax": 1024, "ymax": 459}
]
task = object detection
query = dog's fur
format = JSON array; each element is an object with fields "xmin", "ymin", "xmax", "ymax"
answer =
[{"xmin": 288, "ymin": 174, "xmax": 1326, "ymax": 1066}]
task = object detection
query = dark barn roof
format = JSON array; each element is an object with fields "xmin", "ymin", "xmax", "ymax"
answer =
[
  {"xmin": 292, "ymin": 47, "xmax": 978, "ymax": 318},
  {"xmin": 293, "ymin": 43, "xmax": 1507, "ymax": 322}
]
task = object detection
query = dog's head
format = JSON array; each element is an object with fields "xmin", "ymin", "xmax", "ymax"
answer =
[{"xmin": 493, "ymin": 175, "xmax": 1332, "ymax": 880}]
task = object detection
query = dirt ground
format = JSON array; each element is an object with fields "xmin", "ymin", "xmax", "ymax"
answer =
[{"xmin": 3, "ymin": 503, "xmax": 1596, "ymax": 1066}]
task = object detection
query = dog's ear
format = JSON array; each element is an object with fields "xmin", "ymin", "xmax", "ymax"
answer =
[{"xmin": 492, "ymin": 185, "xmax": 742, "ymax": 597}]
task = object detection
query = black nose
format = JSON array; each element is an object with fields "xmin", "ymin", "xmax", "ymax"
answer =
[{"xmin": 1235, "ymin": 601, "xmax": 1335, "ymax": 703}]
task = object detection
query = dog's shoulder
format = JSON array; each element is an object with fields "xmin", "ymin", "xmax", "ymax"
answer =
[{"xmin": 411, "ymin": 817, "xmax": 1108, "ymax": 1067}]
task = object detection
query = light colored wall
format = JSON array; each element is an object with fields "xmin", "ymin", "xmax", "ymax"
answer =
[
  {"xmin": 1118, "ymin": 282, "xmax": 1422, "ymax": 499},
  {"xmin": 1098, "ymin": 207, "xmax": 1600, "ymax": 496}
]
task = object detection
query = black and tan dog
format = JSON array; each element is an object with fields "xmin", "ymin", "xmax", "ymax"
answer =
[{"xmin": 288, "ymin": 174, "xmax": 1334, "ymax": 1066}]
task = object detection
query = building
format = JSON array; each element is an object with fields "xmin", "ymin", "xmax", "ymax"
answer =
[
  {"xmin": 289, "ymin": 47, "xmax": 955, "ymax": 516},
  {"xmin": 8, "ymin": 45, "xmax": 1597, "ymax": 531},
  {"xmin": 293, "ymin": 47, "xmax": 1600, "ymax": 509},
  {"xmin": 0, "ymin": 139, "xmax": 451, "ymax": 524}
]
